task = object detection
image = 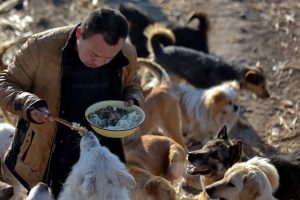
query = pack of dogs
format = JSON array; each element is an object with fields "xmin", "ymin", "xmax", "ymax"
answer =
[{"xmin": 0, "ymin": 3, "xmax": 299, "ymax": 200}]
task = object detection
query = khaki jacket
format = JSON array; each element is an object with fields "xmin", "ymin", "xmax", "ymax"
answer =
[{"xmin": 0, "ymin": 25, "xmax": 143, "ymax": 188}]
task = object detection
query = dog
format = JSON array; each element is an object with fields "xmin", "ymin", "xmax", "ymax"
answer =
[
  {"xmin": 205, "ymin": 156, "xmax": 279, "ymax": 200},
  {"xmin": 26, "ymin": 182, "xmax": 54, "ymax": 200},
  {"xmin": 187, "ymin": 126, "xmax": 243, "ymax": 188},
  {"xmin": 137, "ymin": 60, "xmax": 185, "ymax": 147},
  {"xmin": 118, "ymin": 3, "xmax": 209, "ymax": 57},
  {"xmin": 144, "ymin": 23, "xmax": 269, "ymax": 98},
  {"xmin": 124, "ymin": 134, "xmax": 186, "ymax": 200},
  {"xmin": 58, "ymin": 131, "xmax": 135, "ymax": 200},
  {"xmin": 138, "ymin": 59, "xmax": 241, "ymax": 146}
]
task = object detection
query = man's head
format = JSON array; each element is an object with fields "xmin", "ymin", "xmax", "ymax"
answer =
[{"xmin": 76, "ymin": 8, "xmax": 128, "ymax": 68}]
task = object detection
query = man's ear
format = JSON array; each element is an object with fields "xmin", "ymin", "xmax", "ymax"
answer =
[{"xmin": 76, "ymin": 27, "xmax": 82, "ymax": 39}]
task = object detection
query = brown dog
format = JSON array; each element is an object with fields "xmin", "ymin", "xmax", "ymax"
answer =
[{"xmin": 124, "ymin": 134, "xmax": 186, "ymax": 200}]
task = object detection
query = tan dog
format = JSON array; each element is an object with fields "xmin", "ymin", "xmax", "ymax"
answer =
[
  {"xmin": 205, "ymin": 157, "xmax": 279, "ymax": 200},
  {"xmin": 138, "ymin": 59, "xmax": 241, "ymax": 146},
  {"xmin": 124, "ymin": 134, "xmax": 186, "ymax": 200}
]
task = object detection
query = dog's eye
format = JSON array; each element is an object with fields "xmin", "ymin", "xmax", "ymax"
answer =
[
  {"xmin": 211, "ymin": 151, "xmax": 219, "ymax": 160},
  {"xmin": 228, "ymin": 101, "xmax": 232, "ymax": 105},
  {"xmin": 227, "ymin": 182, "xmax": 235, "ymax": 187}
]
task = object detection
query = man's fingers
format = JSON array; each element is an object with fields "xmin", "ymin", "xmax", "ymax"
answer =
[
  {"xmin": 124, "ymin": 99, "xmax": 134, "ymax": 107},
  {"xmin": 30, "ymin": 109, "xmax": 52, "ymax": 123}
]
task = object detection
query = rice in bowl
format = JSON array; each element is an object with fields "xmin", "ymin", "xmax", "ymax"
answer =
[{"xmin": 87, "ymin": 106, "xmax": 141, "ymax": 130}]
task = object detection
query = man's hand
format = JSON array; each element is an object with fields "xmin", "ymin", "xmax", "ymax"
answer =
[
  {"xmin": 124, "ymin": 98, "xmax": 134, "ymax": 107},
  {"xmin": 30, "ymin": 107, "xmax": 53, "ymax": 123}
]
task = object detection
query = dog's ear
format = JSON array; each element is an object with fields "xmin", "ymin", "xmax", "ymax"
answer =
[
  {"xmin": 116, "ymin": 170, "xmax": 136, "ymax": 189},
  {"xmin": 244, "ymin": 69, "xmax": 264, "ymax": 85},
  {"xmin": 230, "ymin": 140, "xmax": 243, "ymax": 163},
  {"xmin": 81, "ymin": 175, "xmax": 96, "ymax": 195},
  {"xmin": 211, "ymin": 91, "xmax": 225, "ymax": 103},
  {"xmin": 215, "ymin": 125, "xmax": 228, "ymax": 140}
]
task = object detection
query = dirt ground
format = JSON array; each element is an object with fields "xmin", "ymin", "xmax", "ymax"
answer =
[{"xmin": 1, "ymin": 0, "xmax": 299, "ymax": 199}]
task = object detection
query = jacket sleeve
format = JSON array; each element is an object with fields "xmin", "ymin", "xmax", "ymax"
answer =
[
  {"xmin": 0, "ymin": 36, "xmax": 44, "ymax": 120},
  {"xmin": 121, "ymin": 44, "xmax": 144, "ymax": 106}
]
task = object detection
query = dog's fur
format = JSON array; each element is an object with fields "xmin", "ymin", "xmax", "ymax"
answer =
[
  {"xmin": 118, "ymin": 3, "xmax": 209, "ymax": 57},
  {"xmin": 138, "ymin": 59, "xmax": 240, "ymax": 146},
  {"xmin": 0, "ymin": 123, "xmax": 14, "ymax": 159},
  {"xmin": 26, "ymin": 182, "xmax": 54, "ymax": 200},
  {"xmin": 127, "ymin": 165, "xmax": 176, "ymax": 200},
  {"xmin": 144, "ymin": 23, "xmax": 269, "ymax": 98},
  {"xmin": 58, "ymin": 131, "xmax": 135, "ymax": 200},
  {"xmin": 205, "ymin": 156, "xmax": 279, "ymax": 200},
  {"xmin": 124, "ymin": 134, "xmax": 186, "ymax": 200},
  {"xmin": 270, "ymin": 152, "xmax": 300, "ymax": 200}
]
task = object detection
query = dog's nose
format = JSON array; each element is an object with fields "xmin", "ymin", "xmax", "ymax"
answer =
[{"xmin": 233, "ymin": 104, "xmax": 239, "ymax": 112}]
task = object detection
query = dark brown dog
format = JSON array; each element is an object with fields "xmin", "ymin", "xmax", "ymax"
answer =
[
  {"xmin": 144, "ymin": 23, "xmax": 269, "ymax": 98},
  {"xmin": 118, "ymin": 3, "xmax": 209, "ymax": 57}
]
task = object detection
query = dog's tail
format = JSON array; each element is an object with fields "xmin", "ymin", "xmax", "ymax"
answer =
[
  {"xmin": 248, "ymin": 156, "xmax": 279, "ymax": 193},
  {"xmin": 0, "ymin": 39, "xmax": 20, "ymax": 70},
  {"xmin": 188, "ymin": 11, "xmax": 210, "ymax": 32},
  {"xmin": 137, "ymin": 58, "xmax": 171, "ymax": 86},
  {"xmin": 144, "ymin": 23, "xmax": 175, "ymax": 57}
]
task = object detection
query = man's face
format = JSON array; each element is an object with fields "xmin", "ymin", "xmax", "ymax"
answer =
[{"xmin": 75, "ymin": 27, "xmax": 125, "ymax": 68}]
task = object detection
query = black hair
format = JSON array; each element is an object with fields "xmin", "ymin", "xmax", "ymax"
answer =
[{"xmin": 81, "ymin": 8, "xmax": 128, "ymax": 45}]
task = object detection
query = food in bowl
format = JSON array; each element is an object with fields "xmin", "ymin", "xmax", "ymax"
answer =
[{"xmin": 87, "ymin": 105, "xmax": 141, "ymax": 130}]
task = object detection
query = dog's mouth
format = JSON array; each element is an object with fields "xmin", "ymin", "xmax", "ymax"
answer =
[{"xmin": 187, "ymin": 164, "xmax": 211, "ymax": 175}]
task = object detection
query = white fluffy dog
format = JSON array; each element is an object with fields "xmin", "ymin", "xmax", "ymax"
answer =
[
  {"xmin": 0, "ymin": 123, "xmax": 15, "ymax": 158},
  {"xmin": 205, "ymin": 156, "xmax": 279, "ymax": 200},
  {"xmin": 58, "ymin": 131, "xmax": 135, "ymax": 200},
  {"xmin": 175, "ymin": 81, "xmax": 240, "ymax": 144}
]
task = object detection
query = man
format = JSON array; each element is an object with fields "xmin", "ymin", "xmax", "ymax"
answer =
[{"xmin": 0, "ymin": 8, "xmax": 143, "ymax": 196}]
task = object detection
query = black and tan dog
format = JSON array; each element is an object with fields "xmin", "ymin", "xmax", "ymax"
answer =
[
  {"xmin": 118, "ymin": 3, "xmax": 209, "ymax": 57},
  {"xmin": 144, "ymin": 23, "xmax": 269, "ymax": 98},
  {"xmin": 187, "ymin": 126, "xmax": 243, "ymax": 189}
]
